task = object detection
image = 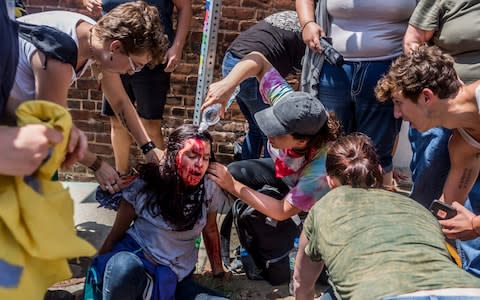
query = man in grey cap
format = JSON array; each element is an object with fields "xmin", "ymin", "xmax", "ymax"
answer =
[{"xmin": 204, "ymin": 51, "xmax": 341, "ymax": 221}]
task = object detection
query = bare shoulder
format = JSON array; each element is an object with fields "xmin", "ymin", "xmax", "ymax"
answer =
[{"xmin": 449, "ymin": 129, "xmax": 480, "ymax": 164}]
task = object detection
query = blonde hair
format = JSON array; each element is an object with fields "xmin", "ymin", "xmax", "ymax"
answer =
[{"xmin": 94, "ymin": 1, "xmax": 168, "ymax": 65}]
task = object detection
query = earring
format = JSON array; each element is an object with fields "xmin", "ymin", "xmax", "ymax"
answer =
[{"xmin": 110, "ymin": 51, "xmax": 113, "ymax": 61}]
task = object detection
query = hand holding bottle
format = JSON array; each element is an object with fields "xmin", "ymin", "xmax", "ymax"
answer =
[{"xmin": 201, "ymin": 80, "xmax": 239, "ymax": 116}]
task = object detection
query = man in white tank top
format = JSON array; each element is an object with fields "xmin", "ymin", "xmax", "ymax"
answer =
[{"xmin": 376, "ymin": 45, "xmax": 480, "ymax": 273}]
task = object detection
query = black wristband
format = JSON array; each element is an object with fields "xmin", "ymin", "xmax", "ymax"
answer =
[{"xmin": 140, "ymin": 141, "xmax": 156, "ymax": 155}]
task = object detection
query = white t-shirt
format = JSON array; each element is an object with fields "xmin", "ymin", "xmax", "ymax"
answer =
[
  {"xmin": 11, "ymin": 11, "xmax": 95, "ymax": 101},
  {"xmin": 122, "ymin": 177, "xmax": 227, "ymax": 281},
  {"xmin": 327, "ymin": 0, "xmax": 417, "ymax": 61}
]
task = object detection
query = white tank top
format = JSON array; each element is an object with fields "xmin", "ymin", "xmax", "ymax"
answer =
[
  {"xmin": 11, "ymin": 11, "xmax": 95, "ymax": 101},
  {"xmin": 458, "ymin": 86, "xmax": 480, "ymax": 149}
]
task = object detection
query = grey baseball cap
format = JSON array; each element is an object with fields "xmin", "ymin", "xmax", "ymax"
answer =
[{"xmin": 254, "ymin": 91, "xmax": 328, "ymax": 137}]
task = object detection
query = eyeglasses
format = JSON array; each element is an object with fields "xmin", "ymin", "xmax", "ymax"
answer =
[{"xmin": 128, "ymin": 55, "xmax": 144, "ymax": 73}]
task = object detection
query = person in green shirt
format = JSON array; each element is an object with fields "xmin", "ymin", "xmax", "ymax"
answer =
[{"xmin": 293, "ymin": 133, "xmax": 480, "ymax": 300}]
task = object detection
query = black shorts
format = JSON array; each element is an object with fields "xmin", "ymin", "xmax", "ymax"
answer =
[{"xmin": 102, "ymin": 63, "xmax": 170, "ymax": 120}]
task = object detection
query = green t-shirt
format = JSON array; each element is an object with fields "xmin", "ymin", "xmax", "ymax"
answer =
[
  {"xmin": 409, "ymin": 0, "xmax": 480, "ymax": 83},
  {"xmin": 304, "ymin": 186, "xmax": 480, "ymax": 300}
]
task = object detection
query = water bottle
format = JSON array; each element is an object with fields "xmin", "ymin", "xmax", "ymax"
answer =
[
  {"xmin": 199, "ymin": 86, "xmax": 240, "ymax": 132},
  {"xmin": 288, "ymin": 237, "xmax": 300, "ymax": 296}
]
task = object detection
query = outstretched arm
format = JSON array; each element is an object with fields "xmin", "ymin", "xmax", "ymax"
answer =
[
  {"xmin": 202, "ymin": 211, "xmax": 224, "ymax": 276},
  {"xmin": 98, "ymin": 199, "xmax": 136, "ymax": 254},
  {"xmin": 201, "ymin": 52, "xmax": 273, "ymax": 114},
  {"xmin": 207, "ymin": 162, "xmax": 302, "ymax": 221}
]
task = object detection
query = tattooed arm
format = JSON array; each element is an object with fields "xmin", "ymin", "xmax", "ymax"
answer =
[
  {"xmin": 441, "ymin": 130, "xmax": 480, "ymax": 206},
  {"xmin": 101, "ymin": 72, "xmax": 163, "ymax": 163}
]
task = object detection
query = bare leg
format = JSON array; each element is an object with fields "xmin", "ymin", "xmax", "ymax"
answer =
[
  {"xmin": 110, "ymin": 116, "xmax": 132, "ymax": 175},
  {"xmin": 141, "ymin": 118, "xmax": 164, "ymax": 150},
  {"xmin": 294, "ymin": 231, "xmax": 324, "ymax": 300}
]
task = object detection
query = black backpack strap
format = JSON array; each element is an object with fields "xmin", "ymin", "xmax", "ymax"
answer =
[
  {"xmin": 17, "ymin": 21, "xmax": 78, "ymax": 70},
  {"xmin": 219, "ymin": 206, "xmax": 234, "ymax": 269}
]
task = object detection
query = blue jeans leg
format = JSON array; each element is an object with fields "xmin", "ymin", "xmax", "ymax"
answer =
[
  {"xmin": 103, "ymin": 251, "xmax": 147, "ymax": 300},
  {"xmin": 408, "ymin": 127, "xmax": 451, "ymax": 208},
  {"xmin": 457, "ymin": 179, "xmax": 480, "ymax": 277},
  {"xmin": 318, "ymin": 61, "xmax": 401, "ymax": 172},
  {"xmin": 222, "ymin": 51, "xmax": 270, "ymax": 159}
]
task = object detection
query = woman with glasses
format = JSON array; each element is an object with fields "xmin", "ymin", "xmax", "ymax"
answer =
[{"xmin": 7, "ymin": 1, "xmax": 168, "ymax": 190}]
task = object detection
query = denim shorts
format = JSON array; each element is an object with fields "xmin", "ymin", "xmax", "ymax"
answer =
[{"xmin": 317, "ymin": 60, "xmax": 402, "ymax": 172}]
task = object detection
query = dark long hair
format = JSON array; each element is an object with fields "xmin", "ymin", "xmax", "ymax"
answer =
[
  {"xmin": 138, "ymin": 124, "xmax": 214, "ymax": 231},
  {"xmin": 291, "ymin": 111, "xmax": 342, "ymax": 150},
  {"xmin": 326, "ymin": 133, "xmax": 383, "ymax": 189}
]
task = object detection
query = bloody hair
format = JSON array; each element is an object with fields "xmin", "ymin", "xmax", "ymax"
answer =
[
  {"xmin": 138, "ymin": 124, "xmax": 214, "ymax": 230},
  {"xmin": 94, "ymin": 1, "xmax": 168, "ymax": 66},
  {"xmin": 326, "ymin": 133, "xmax": 382, "ymax": 189}
]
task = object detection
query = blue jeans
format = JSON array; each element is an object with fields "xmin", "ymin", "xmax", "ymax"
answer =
[
  {"xmin": 222, "ymin": 51, "xmax": 270, "ymax": 159},
  {"xmin": 409, "ymin": 127, "xmax": 452, "ymax": 208},
  {"xmin": 408, "ymin": 127, "xmax": 480, "ymax": 277},
  {"xmin": 318, "ymin": 61, "xmax": 402, "ymax": 172},
  {"xmin": 103, "ymin": 252, "xmax": 148, "ymax": 300}
]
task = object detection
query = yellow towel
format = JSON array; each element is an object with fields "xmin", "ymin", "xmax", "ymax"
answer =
[{"xmin": 0, "ymin": 101, "xmax": 95, "ymax": 299}]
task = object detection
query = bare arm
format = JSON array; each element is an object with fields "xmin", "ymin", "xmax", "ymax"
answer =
[
  {"xmin": 32, "ymin": 51, "xmax": 88, "ymax": 166},
  {"xmin": 295, "ymin": 0, "xmax": 323, "ymax": 52},
  {"xmin": 98, "ymin": 199, "xmax": 136, "ymax": 254},
  {"xmin": 101, "ymin": 71, "xmax": 163, "ymax": 163},
  {"xmin": 293, "ymin": 231, "xmax": 323, "ymax": 300},
  {"xmin": 403, "ymin": 24, "xmax": 434, "ymax": 54},
  {"xmin": 163, "ymin": 0, "xmax": 192, "ymax": 72},
  {"xmin": 80, "ymin": 151, "xmax": 121, "ymax": 193},
  {"xmin": 202, "ymin": 211, "xmax": 224, "ymax": 275},
  {"xmin": 201, "ymin": 52, "xmax": 272, "ymax": 114},
  {"xmin": 207, "ymin": 162, "xmax": 302, "ymax": 221},
  {"xmin": 441, "ymin": 130, "xmax": 480, "ymax": 206}
]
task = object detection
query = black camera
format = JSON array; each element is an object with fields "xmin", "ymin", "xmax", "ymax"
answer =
[{"xmin": 319, "ymin": 37, "xmax": 344, "ymax": 66}]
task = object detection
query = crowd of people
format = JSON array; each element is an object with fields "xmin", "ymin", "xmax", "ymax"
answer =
[{"xmin": 1, "ymin": 0, "xmax": 480, "ymax": 299}]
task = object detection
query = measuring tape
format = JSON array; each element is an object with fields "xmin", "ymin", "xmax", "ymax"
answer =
[{"xmin": 193, "ymin": 0, "xmax": 222, "ymax": 125}]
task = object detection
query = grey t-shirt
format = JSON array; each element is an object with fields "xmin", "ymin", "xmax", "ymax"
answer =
[
  {"xmin": 122, "ymin": 178, "xmax": 227, "ymax": 281},
  {"xmin": 327, "ymin": 0, "xmax": 416, "ymax": 61},
  {"xmin": 409, "ymin": 0, "xmax": 480, "ymax": 83},
  {"xmin": 304, "ymin": 186, "xmax": 480, "ymax": 300}
]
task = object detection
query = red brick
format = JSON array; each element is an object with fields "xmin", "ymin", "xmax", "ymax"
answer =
[
  {"xmin": 67, "ymin": 100, "xmax": 81, "ymax": 109},
  {"xmin": 68, "ymin": 88, "xmax": 88, "ymax": 99},
  {"xmin": 89, "ymin": 143, "xmax": 113, "ymax": 156},
  {"xmin": 242, "ymin": 0, "xmax": 271, "ymax": 10},
  {"xmin": 95, "ymin": 133, "xmax": 111, "ymax": 144},
  {"xmin": 221, "ymin": 7, "xmax": 256, "ymax": 20}
]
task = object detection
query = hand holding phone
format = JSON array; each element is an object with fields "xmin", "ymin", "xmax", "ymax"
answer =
[{"xmin": 429, "ymin": 199, "xmax": 457, "ymax": 220}]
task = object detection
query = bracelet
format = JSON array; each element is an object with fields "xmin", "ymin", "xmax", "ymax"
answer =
[
  {"xmin": 472, "ymin": 216, "xmax": 480, "ymax": 237},
  {"xmin": 140, "ymin": 141, "xmax": 156, "ymax": 155},
  {"xmin": 301, "ymin": 20, "xmax": 316, "ymax": 33},
  {"xmin": 88, "ymin": 156, "xmax": 103, "ymax": 172}
]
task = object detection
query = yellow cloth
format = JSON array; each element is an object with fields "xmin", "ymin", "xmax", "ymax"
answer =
[{"xmin": 0, "ymin": 101, "xmax": 95, "ymax": 299}]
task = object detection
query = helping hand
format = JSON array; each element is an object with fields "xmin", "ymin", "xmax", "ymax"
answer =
[
  {"xmin": 145, "ymin": 148, "xmax": 165, "ymax": 165},
  {"xmin": 95, "ymin": 161, "xmax": 122, "ymax": 194},
  {"xmin": 207, "ymin": 162, "xmax": 236, "ymax": 194},
  {"xmin": 201, "ymin": 81, "xmax": 236, "ymax": 118},
  {"xmin": 83, "ymin": 0, "xmax": 102, "ymax": 16}
]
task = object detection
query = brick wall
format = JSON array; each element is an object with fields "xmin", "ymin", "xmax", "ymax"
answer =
[{"xmin": 22, "ymin": 0, "xmax": 297, "ymax": 180}]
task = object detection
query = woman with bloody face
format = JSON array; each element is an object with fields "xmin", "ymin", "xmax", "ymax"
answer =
[{"xmin": 86, "ymin": 124, "xmax": 228, "ymax": 300}]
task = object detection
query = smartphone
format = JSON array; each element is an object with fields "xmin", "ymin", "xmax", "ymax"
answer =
[{"xmin": 429, "ymin": 200, "xmax": 457, "ymax": 220}]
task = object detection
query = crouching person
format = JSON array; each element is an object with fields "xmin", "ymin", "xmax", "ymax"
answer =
[
  {"xmin": 85, "ymin": 124, "xmax": 228, "ymax": 300},
  {"xmin": 294, "ymin": 134, "xmax": 480, "ymax": 300}
]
